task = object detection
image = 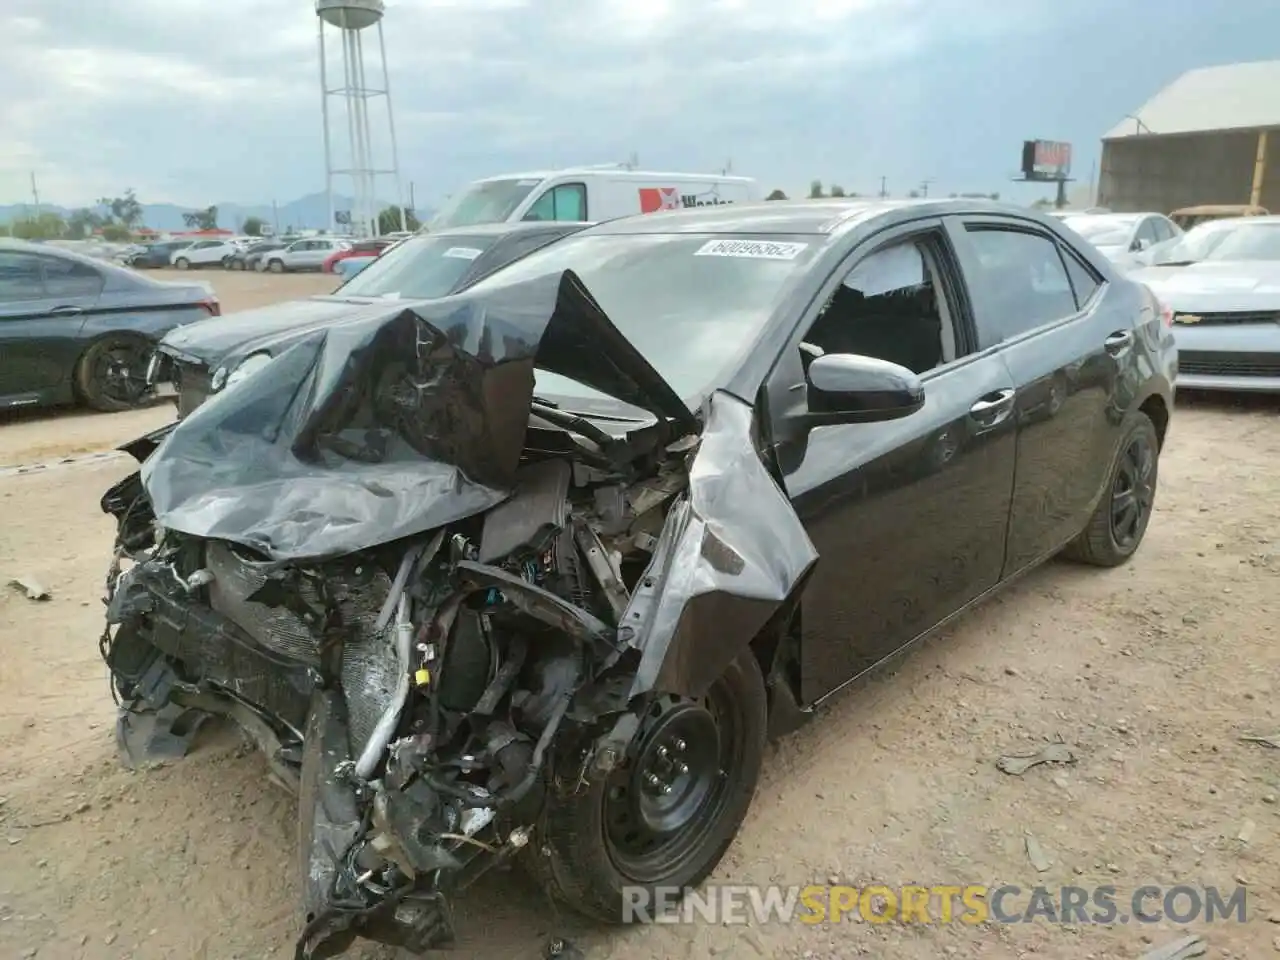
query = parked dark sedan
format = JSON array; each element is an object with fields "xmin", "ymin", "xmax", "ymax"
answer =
[
  {"xmin": 153, "ymin": 221, "xmax": 591, "ymax": 417},
  {"xmin": 99, "ymin": 199, "xmax": 1174, "ymax": 957},
  {"xmin": 126, "ymin": 240, "xmax": 193, "ymax": 269},
  {"xmin": 0, "ymin": 239, "xmax": 219, "ymax": 412},
  {"xmin": 225, "ymin": 238, "xmax": 293, "ymax": 271}
]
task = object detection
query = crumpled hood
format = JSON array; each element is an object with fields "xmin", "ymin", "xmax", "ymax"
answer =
[
  {"xmin": 141, "ymin": 270, "xmax": 697, "ymax": 561},
  {"xmin": 1130, "ymin": 261, "xmax": 1280, "ymax": 311},
  {"xmin": 158, "ymin": 297, "xmax": 374, "ymax": 368}
]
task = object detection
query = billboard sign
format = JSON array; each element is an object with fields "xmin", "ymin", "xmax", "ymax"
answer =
[{"xmin": 1021, "ymin": 140, "xmax": 1072, "ymax": 181}]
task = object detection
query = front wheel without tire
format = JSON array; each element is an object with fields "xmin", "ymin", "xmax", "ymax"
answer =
[
  {"xmin": 531, "ymin": 649, "xmax": 767, "ymax": 924},
  {"xmin": 1062, "ymin": 410, "xmax": 1159, "ymax": 567}
]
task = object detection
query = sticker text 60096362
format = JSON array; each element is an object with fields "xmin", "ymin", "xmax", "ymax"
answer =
[{"xmin": 694, "ymin": 239, "xmax": 809, "ymax": 260}]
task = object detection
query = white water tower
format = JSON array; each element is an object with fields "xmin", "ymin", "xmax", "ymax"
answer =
[{"xmin": 316, "ymin": 0, "xmax": 406, "ymax": 236}]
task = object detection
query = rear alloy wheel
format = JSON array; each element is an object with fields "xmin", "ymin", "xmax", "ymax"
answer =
[
  {"xmin": 268, "ymin": 259, "xmax": 285, "ymax": 273},
  {"xmin": 231, "ymin": 259, "xmax": 244, "ymax": 271},
  {"xmin": 75, "ymin": 336, "xmax": 153, "ymax": 412},
  {"xmin": 531, "ymin": 650, "xmax": 767, "ymax": 923},
  {"xmin": 1063, "ymin": 410, "xmax": 1159, "ymax": 566},
  {"xmin": 174, "ymin": 257, "xmax": 190, "ymax": 270}
]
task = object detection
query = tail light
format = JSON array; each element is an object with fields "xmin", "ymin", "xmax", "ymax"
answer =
[{"xmin": 199, "ymin": 297, "xmax": 221, "ymax": 317}]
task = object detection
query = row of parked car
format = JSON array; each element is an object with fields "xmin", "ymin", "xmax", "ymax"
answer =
[
  {"xmin": 1049, "ymin": 204, "xmax": 1280, "ymax": 392},
  {"xmin": 121, "ymin": 233, "xmax": 408, "ymax": 275}
]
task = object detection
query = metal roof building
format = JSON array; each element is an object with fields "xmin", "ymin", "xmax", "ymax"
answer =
[{"xmin": 1098, "ymin": 60, "xmax": 1280, "ymax": 213}]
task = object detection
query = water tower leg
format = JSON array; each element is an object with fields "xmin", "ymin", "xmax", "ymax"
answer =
[
  {"xmin": 318, "ymin": 18, "xmax": 335, "ymax": 233},
  {"xmin": 378, "ymin": 22, "xmax": 407, "ymax": 233}
]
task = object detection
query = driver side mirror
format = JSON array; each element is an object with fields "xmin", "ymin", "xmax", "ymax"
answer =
[{"xmin": 806, "ymin": 353, "xmax": 925, "ymax": 425}]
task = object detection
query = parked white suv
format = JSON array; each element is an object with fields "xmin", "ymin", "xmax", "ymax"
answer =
[
  {"xmin": 172, "ymin": 239, "xmax": 241, "ymax": 270},
  {"xmin": 261, "ymin": 238, "xmax": 351, "ymax": 273}
]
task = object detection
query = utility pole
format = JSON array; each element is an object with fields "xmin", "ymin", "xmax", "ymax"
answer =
[
  {"xmin": 919, "ymin": 178, "xmax": 934, "ymax": 198},
  {"xmin": 409, "ymin": 181, "xmax": 416, "ymax": 220},
  {"xmin": 30, "ymin": 172, "xmax": 40, "ymax": 214},
  {"xmin": 878, "ymin": 176, "xmax": 888, "ymax": 198},
  {"xmin": 272, "ymin": 200, "xmax": 280, "ymax": 236}
]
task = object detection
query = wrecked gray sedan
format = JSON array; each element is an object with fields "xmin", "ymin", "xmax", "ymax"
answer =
[{"xmin": 97, "ymin": 200, "xmax": 1171, "ymax": 957}]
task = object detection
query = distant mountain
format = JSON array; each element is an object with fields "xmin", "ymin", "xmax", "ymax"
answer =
[{"xmin": 0, "ymin": 191, "xmax": 433, "ymax": 232}]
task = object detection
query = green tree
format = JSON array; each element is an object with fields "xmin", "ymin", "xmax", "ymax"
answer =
[
  {"xmin": 97, "ymin": 189, "xmax": 144, "ymax": 230},
  {"xmin": 808, "ymin": 180, "xmax": 825, "ymax": 199},
  {"xmin": 100, "ymin": 223, "xmax": 132, "ymax": 242},
  {"xmin": 182, "ymin": 205, "xmax": 219, "ymax": 230},
  {"xmin": 242, "ymin": 216, "xmax": 265, "ymax": 237},
  {"xmin": 9, "ymin": 212, "xmax": 66, "ymax": 240},
  {"xmin": 830, "ymin": 184, "xmax": 846, "ymax": 197},
  {"xmin": 765, "ymin": 188, "xmax": 788, "ymax": 201},
  {"xmin": 377, "ymin": 206, "xmax": 419, "ymax": 234},
  {"xmin": 66, "ymin": 208, "xmax": 106, "ymax": 240},
  {"xmin": 907, "ymin": 189, "xmax": 921, "ymax": 199}
]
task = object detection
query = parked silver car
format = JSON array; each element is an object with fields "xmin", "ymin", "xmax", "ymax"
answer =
[
  {"xmin": 259, "ymin": 237, "xmax": 351, "ymax": 273},
  {"xmin": 1130, "ymin": 216, "xmax": 1280, "ymax": 392},
  {"xmin": 1058, "ymin": 212, "xmax": 1181, "ymax": 269}
]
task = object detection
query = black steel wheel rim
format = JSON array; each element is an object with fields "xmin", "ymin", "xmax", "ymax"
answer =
[
  {"xmin": 1111, "ymin": 434, "xmax": 1155, "ymax": 548},
  {"xmin": 603, "ymin": 684, "xmax": 743, "ymax": 884},
  {"xmin": 95, "ymin": 342, "xmax": 150, "ymax": 405}
]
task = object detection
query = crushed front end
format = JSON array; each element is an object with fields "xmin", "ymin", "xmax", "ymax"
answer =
[{"xmin": 97, "ymin": 272, "xmax": 817, "ymax": 957}]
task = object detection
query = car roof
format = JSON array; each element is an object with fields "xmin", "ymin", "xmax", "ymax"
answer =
[{"xmin": 580, "ymin": 197, "xmax": 1036, "ymax": 238}]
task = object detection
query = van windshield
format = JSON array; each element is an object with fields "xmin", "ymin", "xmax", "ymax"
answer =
[{"xmin": 431, "ymin": 178, "xmax": 542, "ymax": 229}]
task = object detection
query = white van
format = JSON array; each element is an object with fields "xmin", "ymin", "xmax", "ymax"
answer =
[{"xmin": 429, "ymin": 167, "xmax": 761, "ymax": 229}]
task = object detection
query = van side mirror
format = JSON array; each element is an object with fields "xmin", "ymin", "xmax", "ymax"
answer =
[{"xmin": 805, "ymin": 353, "xmax": 925, "ymax": 426}]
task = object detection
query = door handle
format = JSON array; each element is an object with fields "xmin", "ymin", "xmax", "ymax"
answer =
[
  {"xmin": 969, "ymin": 388, "xmax": 1016, "ymax": 426},
  {"xmin": 47, "ymin": 305, "xmax": 83, "ymax": 317},
  {"xmin": 1104, "ymin": 330, "xmax": 1134, "ymax": 355}
]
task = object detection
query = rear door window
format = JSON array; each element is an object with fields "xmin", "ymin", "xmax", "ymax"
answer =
[
  {"xmin": 0, "ymin": 252, "xmax": 46, "ymax": 303},
  {"xmin": 964, "ymin": 225, "xmax": 1080, "ymax": 344},
  {"xmin": 41, "ymin": 257, "xmax": 104, "ymax": 299}
]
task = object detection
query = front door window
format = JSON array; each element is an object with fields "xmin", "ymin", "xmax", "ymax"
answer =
[{"xmin": 523, "ymin": 183, "xmax": 587, "ymax": 222}]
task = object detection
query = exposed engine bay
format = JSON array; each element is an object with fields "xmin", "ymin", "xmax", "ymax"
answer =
[
  {"xmin": 97, "ymin": 273, "xmax": 818, "ymax": 957},
  {"xmin": 104, "ymin": 426, "xmax": 695, "ymax": 955}
]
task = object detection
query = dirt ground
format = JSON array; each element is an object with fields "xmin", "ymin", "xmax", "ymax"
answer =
[{"xmin": 1, "ymin": 269, "xmax": 1278, "ymax": 959}]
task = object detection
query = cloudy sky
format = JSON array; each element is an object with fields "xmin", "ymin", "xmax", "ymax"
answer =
[{"xmin": 2, "ymin": 0, "xmax": 1279, "ymax": 210}]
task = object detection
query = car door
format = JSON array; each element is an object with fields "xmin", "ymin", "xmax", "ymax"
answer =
[
  {"xmin": 948, "ymin": 215, "xmax": 1125, "ymax": 574},
  {"xmin": 764, "ymin": 219, "xmax": 1019, "ymax": 703},
  {"xmin": 0, "ymin": 251, "xmax": 103, "ymax": 401}
]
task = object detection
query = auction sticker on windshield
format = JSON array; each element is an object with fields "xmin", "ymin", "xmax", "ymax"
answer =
[
  {"xmin": 442, "ymin": 247, "xmax": 484, "ymax": 260},
  {"xmin": 695, "ymin": 239, "xmax": 809, "ymax": 260}
]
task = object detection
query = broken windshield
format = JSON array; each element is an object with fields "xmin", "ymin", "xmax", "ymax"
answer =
[
  {"xmin": 466, "ymin": 232, "xmax": 822, "ymax": 404},
  {"xmin": 335, "ymin": 234, "xmax": 497, "ymax": 299},
  {"xmin": 430, "ymin": 178, "xmax": 542, "ymax": 229}
]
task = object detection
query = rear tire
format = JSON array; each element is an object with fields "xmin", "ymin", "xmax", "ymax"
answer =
[
  {"xmin": 1062, "ymin": 411, "xmax": 1159, "ymax": 567},
  {"xmin": 530, "ymin": 650, "xmax": 767, "ymax": 924},
  {"xmin": 268, "ymin": 259, "xmax": 284, "ymax": 273},
  {"xmin": 174, "ymin": 257, "xmax": 190, "ymax": 270},
  {"xmin": 74, "ymin": 336, "xmax": 153, "ymax": 413}
]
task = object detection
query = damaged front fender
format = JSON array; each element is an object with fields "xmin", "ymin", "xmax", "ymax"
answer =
[{"xmin": 620, "ymin": 390, "xmax": 818, "ymax": 700}]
